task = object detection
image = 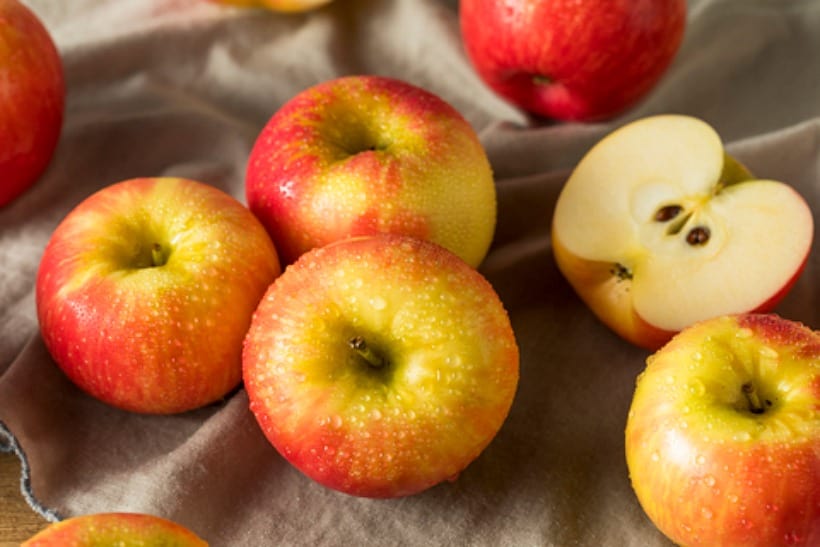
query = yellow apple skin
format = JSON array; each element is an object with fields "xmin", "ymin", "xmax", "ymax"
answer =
[
  {"xmin": 22, "ymin": 512, "xmax": 207, "ymax": 546},
  {"xmin": 210, "ymin": 0, "xmax": 332, "ymax": 13},
  {"xmin": 625, "ymin": 314, "xmax": 819, "ymax": 547}
]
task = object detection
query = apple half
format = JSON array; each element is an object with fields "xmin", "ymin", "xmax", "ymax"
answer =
[{"xmin": 552, "ymin": 115, "xmax": 814, "ymax": 350}]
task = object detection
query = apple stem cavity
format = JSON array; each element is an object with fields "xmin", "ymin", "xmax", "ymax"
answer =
[
  {"xmin": 532, "ymin": 74, "xmax": 552, "ymax": 86},
  {"xmin": 741, "ymin": 382, "xmax": 765, "ymax": 415},
  {"xmin": 349, "ymin": 335, "xmax": 386, "ymax": 369},
  {"xmin": 151, "ymin": 243, "xmax": 167, "ymax": 267}
]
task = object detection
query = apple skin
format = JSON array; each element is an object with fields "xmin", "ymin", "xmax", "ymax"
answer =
[
  {"xmin": 625, "ymin": 313, "xmax": 820, "ymax": 547},
  {"xmin": 22, "ymin": 512, "xmax": 208, "ymax": 546},
  {"xmin": 243, "ymin": 234, "xmax": 519, "ymax": 498},
  {"xmin": 0, "ymin": 0, "xmax": 64, "ymax": 207},
  {"xmin": 36, "ymin": 177, "xmax": 281, "ymax": 414},
  {"xmin": 459, "ymin": 0, "xmax": 687, "ymax": 121},
  {"xmin": 209, "ymin": 0, "xmax": 332, "ymax": 12},
  {"xmin": 246, "ymin": 75, "xmax": 497, "ymax": 268}
]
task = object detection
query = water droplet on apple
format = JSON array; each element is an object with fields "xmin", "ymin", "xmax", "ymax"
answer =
[
  {"xmin": 650, "ymin": 452, "xmax": 660, "ymax": 462},
  {"xmin": 701, "ymin": 507, "xmax": 714, "ymax": 520},
  {"xmin": 331, "ymin": 415, "xmax": 344, "ymax": 428},
  {"xmin": 736, "ymin": 327, "xmax": 753, "ymax": 339},
  {"xmin": 703, "ymin": 475, "xmax": 716, "ymax": 487},
  {"xmin": 696, "ymin": 454, "xmax": 706, "ymax": 465},
  {"xmin": 665, "ymin": 375, "xmax": 675, "ymax": 385},
  {"xmin": 759, "ymin": 346, "xmax": 779, "ymax": 359},
  {"xmin": 688, "ymin": 379, "xmax": 706, "ymax": 396},
  {"xmin": 733, "ymin": 431, "xmax": 752, "ymax": 442},
  {"xmin": 370, "ymin": 296, "xmax": 386, "ymax": 310},
  {"xmin": 691, "ymin": 351, "xmax": 703, "ymax": 361},
  {"xmin": 370, "ymin": 408, "xmax": 382, "ymax": 421}
]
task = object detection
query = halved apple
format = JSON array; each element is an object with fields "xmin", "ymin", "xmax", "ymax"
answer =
[{"xmin": 552, "ymin": 115, "xmax": 814, "ymax": 350}]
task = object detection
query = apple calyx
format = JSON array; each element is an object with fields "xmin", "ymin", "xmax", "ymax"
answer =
[{"xmin": 349, "ymin": 335, "xmax": 387, "ymax": 369}]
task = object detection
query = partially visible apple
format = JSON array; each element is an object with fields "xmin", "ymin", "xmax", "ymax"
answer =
[
  {"xmin": 36, "ymin": 177, "xmax": 281, "ymax": 414},
  {"xmin": 245, "ymin": 75, "xmax": 497, "ymax": 268},
  {"xmin": 243, "ymin": 234, "xmax": 519, "ymax": 498},
  {"xmin": 625, "ymin": 313, "xmax": 819, "ymax": 547},
  {"xmin": 459, "ymin": 0, "xmax": 687, "ymax": 121},
  {"xmin": 209, "ymin": 0, "xmax": 332, "ymax": 12},
  {"xmin": 0, "ymin": 0, "xmax": 64, "ymax": 207},
  {"xmin": 552, "ymin": 115, "xmax": 814, "ymax": 350},
  {"xmin": 22, "ymin": 512, "xmax": 207, "ymax": 546}
]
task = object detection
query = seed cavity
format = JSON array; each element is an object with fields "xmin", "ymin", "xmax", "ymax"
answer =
[{"xmin": 610, "ymin": 263, "xmax": 633, "ymax": 281}]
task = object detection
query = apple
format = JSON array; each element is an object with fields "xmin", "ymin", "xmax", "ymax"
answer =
[
  {"xmin": 245, "ymin": 75, "xmax": 497, "ymax": 268},
  {"xmin": 551, "ymin": 114, "xmax": 814, "ymax": 350},
  {"xmin": 459, "ymin": 0, "xmax": 687, "ymax": 121},
  {"xmin": 36, "ymin": 177, "xmax": 281, "ymax": 414},
  {"xmin": 242, "ymin": 234, "xmax": 519, "ymax": 498},
  {"xmin": 209, "ymin": 0, "xmax": 332, "ymax": 12},
  {"xmin": 0, "ymin": 0, "xmax": 64, "ymax": 207},
  {"xmin": 625, "ymin": 313, "xmax": 819, "ymax": 547},
  {"xmin": 22, "ymin": 512, "xmax": 207, "ymax": 546}
]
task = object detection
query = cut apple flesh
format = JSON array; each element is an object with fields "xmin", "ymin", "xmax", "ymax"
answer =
[{"xmin": 553, "ymin": 115, "xmax": 814, "ymax": 341}]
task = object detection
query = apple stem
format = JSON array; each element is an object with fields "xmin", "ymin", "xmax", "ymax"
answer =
[
  {"xmin": 151, "ymin": 243, "xmax": 165, "ymax": 267},
  {"xmin": 742, "ymin": 382, "xmax": 765, "ymax": 414},
  {"xmin": 349, "ymin": 336, "xmax": 385, "ymax": 369}
]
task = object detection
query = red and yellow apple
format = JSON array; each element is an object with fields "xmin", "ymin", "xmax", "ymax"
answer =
[
  {"xmin": 243, "ymin": 234, "xmax": 519, "ymax": 498},
  {"xmin": 22, "ymin": 512, "xmax": 207, "ymax": 546},
  {"xmin": 625, "ymin": 313, "xmax": 819, "ymax": 547},
  {"xmin": 459, "ymin": 0, "xmax": 687, "ymax": 121},
  {"xmin": 552, "ymin": 115, "xmax": 814, "ymax": 350},
  {"xmin": 245, "ymin": 75, "xmax": 497, "ymax": 268},
  {"xmin": 209, "ymin": 0, "xmax": 332, "ymax": 13},
  {"xmin": 36, "ymin": 177, "xmax": 281, "ymax": 414},
  {"xmin": 0, "ymin": 0, "xmax": 64, "ymax": 207}
]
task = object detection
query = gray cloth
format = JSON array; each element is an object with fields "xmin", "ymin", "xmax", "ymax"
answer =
[{"xmin": 1, "ymin": 0, "xmax": 818, "ymax": 545}]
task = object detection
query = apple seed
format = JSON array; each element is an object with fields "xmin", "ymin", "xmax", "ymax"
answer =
[
  {"xmin": 653, "ymin": 204, "xmax": 683, "ymax": 222},
  {"xmin": 686, "ymin": 226, "xmax": 710, "ymax": 246}
]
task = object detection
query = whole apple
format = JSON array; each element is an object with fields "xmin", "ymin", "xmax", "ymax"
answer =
[
  {"xmin": 22, "ymin": 512, "xmax": 207, "ymax": 546},
  {"xmin": 243, "ymin": 234, "xmax": 519, "ymax": 498},
  {"xmin": 625, "ymin": 313, "xmax": 819, "ymax": 547},
  {"xmin": 36, "ymin": 177, "xmax": 281, "ymax": 414},
  {"xmin": 245, "ymin": 75, "xmax": 497, "ymax": 268},
  {"xmin": 209, "ymin": 0, "xmax": 332, "ymax": 12},
  {"xmin": 0, "ymin": 0, "xmax": 64, "ymax": 207},
  {"xmin": 459, "ymin": 0, "xmax": 687, "ymax": 121},
  {"xmin": 552, "ymin": 115, "xmax": 814, "ymax": 350}
]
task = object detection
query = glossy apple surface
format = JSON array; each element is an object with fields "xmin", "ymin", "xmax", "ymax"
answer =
[
  {"xmin": 243, "ymin": 234, "xmax": 519, "ymax": 497},
  {"xmin": 460, "ymin": 0, "xmax": 686, "ymax": 121},
  {"xmin": 552, "ymin": 115, "xmax": 814, "ymax": 350},
  {"xmin": 22, "ymin": 512, "xmax": 207, "ymax": 546},
  {"xmin": 246, "ymin": 75, "xmax": 497, "ymax": 268},
  {"xmin": 625, "ymin": 313, "xmax": 819, "ymax": 547},
  {"xmin": 0, "ymin": 0, "xmax": 64, "ymax": 207},
  {"xmin": 36, "ymin": 177, "xmax": 281, "ymax": 414}
]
